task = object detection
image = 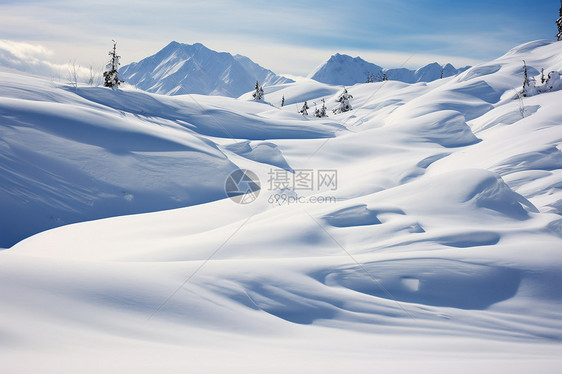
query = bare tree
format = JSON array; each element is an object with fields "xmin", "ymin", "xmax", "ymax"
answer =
[
  {"xmin": 67, "ymin": 59, "xmax": 80, "ymax": 90},
  {"xmin": 88, "ymin": 66, "xmax": 94, "ymax": 86}
]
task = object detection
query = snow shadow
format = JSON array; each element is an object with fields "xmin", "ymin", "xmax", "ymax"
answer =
[
  {"xmin": 458, "ymin": 64, "xmax": 502, "ymax": 82},
  {"xmin": 235, "ymin": 282, "xmax": 336, "ymax": 324},
  {"xmin": 225, "ymin": 141, "xmax": 293, "ymax": 172},
  {"xmin": 323, "ymin": 204, "xmax": 405, "ymax": 228},
  {"xmin": 73, "ymin": 87, "xmax": 342, "ymax": 140},
  {"xmin": 434, "ymin": 231, "xmax": 500, "ymax": 248},
  {"xmin": 317, "ymin": 259, "xmax": 522, "ymax": 310},
  {"xmin": 494, "ymin": 146, "xmax": 562, "ymax": 176}
]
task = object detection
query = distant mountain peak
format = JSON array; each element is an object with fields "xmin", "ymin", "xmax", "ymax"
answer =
[
  {"xmin": 120, "ymin": 42, "xmax": 293, "ymax": 97},
  {"xmin": 308, "ymin": 53, "xmax": 383, "ymax": 86},
  {"xmin": 310, "ymin": 53, "xmax": 470, "ymax": 85}
]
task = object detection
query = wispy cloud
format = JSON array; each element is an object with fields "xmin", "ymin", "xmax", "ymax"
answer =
[{"xmin": 0, "ymin": 40, "xmax": 92, "ymax": 81}]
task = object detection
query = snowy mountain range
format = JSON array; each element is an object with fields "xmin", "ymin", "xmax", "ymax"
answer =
[
  {"xmin": 120, "ymin": 41, "xmax": 294, "ymax": 97},
  {"xmin": 309, "ymin": 53, "xmax": 470, "ymax": 85},
  {"xmin": 120, "ymin": 43, "xmax": 469, "ymax": 98}
]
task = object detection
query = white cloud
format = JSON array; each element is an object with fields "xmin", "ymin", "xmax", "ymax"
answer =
[
  {"xmin": 0, "ymin": 39, "xmax": 53, "ymax": 60},
  {"xmin": 0, "ymin": 40, "xmax": 93, "ymax": 82}
]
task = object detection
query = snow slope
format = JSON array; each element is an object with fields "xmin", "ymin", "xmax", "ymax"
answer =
[
  {"xmin": 1, "ymin": 40, "xmax": 562, "ymax": 373},
  {"xmin": 0, "ymin": 73, "xmax": 340, "ymax": 248},
  {"xmin": 310, "ymin": 53, "xmax": 470, "ymax": 85},
  {"xmin": 120, "ymin": 41, "xmax": 293, "ymax": 97}
]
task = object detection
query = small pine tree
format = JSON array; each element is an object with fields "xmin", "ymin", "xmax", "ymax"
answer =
[
  {"xmin": 366, "ymin": 72, "xmax": 375, "ymax": 83},
  {"xmin": 281, "ymin": 95, "xmax": 285, "ymax": 107},
  {"xmin": 103, "ymin": 40, "xmax": 122, "ymax": 89},
  {"xmin": 521, "ymin": 60, "xmax": 529, "ymax": 96},
  {"xmin": 314, "ymin": 98, "xmax": 328, "ymax": 118},
  {"xmin": 545, "ymin": 70, "xmax": 561, "ymax": 91},
  {"xmin": 299, "ymin": 101, "xmax": 309, "ymax": 116},
  {"xmin": 333, "ymin": 88, "xmax": 353, "ymax": 114},
  {"xmin": 375, "ymin": 71, "xmax": 388, "ymax": 82},
  {"xmin": 520, "ymin": 60, "xmax": 539, "ymax": 97},
  {"xmin": 252, "ymin": 80, "xmax": 264, "ymax": 101},
  {"xmin": 521, "ymin": 60, "xmax": 532, "ymax": 97}
]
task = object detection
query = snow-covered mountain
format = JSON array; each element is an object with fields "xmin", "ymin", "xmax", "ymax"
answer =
[
  {"xmin": 120, "ymin": 41, "xmax": 294, "ymax": 97},
  {"xmin": 1, "ymin": 40, "xmax": 562, "ymax": 373},
  {"xmin": 309, "ymin": 53, "xmax": 470, "ymax": 85},
  {"xmin": 308, "ymin": 53, "xmax": 384, "ymax": 86}
]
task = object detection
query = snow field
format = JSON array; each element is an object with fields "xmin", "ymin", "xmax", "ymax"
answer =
[{"xmin": 1, "ymin": 40, "xmax": 562, "ymax": 372}]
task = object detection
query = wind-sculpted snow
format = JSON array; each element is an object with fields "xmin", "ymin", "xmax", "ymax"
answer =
[
  {"xmin": 323, "ymin": 204, "xmax": 383, "ymax": 227},
  {"xmin": 395, "ymin": 110, "xmax": 480, "ymax": 147},
  {"xmin": 2, "ymin": 40, "xmax": 562, "ymax": 373},
  {"xmin": 458, "ymin": 64, "xmax": 502, "ymax": 82},
  {"xmin": 225, "ymin": 141, "xmax": 293, "ymax": 172},
  {"xmin": 319, "ymin": 259, "xmax": 521, "ymax": 310}
]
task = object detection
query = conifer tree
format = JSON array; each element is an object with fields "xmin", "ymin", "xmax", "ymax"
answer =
[
  {"xmin": 103, "ymin": 40, "xmax": 122, "ymax": 89},
  {"xmin": 520, "ymin": 60, "xmax": 539, "ymax": 97},
  {"xmin": 314, "ymin": 99, "xmax": 328, "ymax": 118},
  {"xmin": 281, "ymin": 95, "xmax": 285, "ymax": 107},
  {"xmin": 521, "ymin": 60, "xmax": 530, "ymax": 96},
  {"xmin": 299, "ymin": 101, "xmax": 309, "ymax": 116},
  {"xmin": 252, "ymin": 80, "xmax": 264, "ymax": 101},
  {"xmin": 333, "ymin": 88, "xmax": 353, "ymax": 114}
]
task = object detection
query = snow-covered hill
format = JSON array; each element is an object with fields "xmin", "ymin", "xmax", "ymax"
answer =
[
  {"xmin": 0, "ymin": 72, "xmax": 340, "ymax": 248},
  {"xmin": 1, "ymin": 40, "xmax": 562, "ymax": 373},
  {"xmin": 120, "ymin": 41, "xmax": 294, "ymax": 97},
  {"xmin": 309, "ymin": 53, "xmax": 470, "ymax": 85}
]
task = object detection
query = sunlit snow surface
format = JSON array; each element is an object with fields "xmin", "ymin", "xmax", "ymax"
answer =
[{"xmin": 1, "ymin": 40, "xmax": 562, "ymax": 373}]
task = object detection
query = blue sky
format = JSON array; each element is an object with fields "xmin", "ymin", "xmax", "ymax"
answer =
[{"xmin": 0, "ymin": 0, "xmax": 560, "ymax": 76}]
